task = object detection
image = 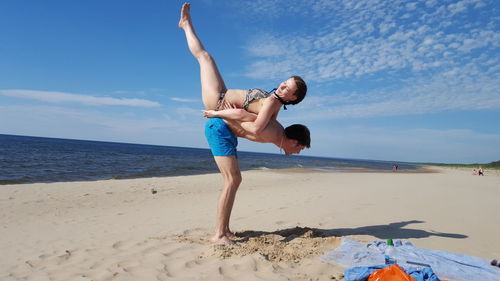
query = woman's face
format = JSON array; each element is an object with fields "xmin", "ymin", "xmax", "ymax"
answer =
[{"xmin": 276, "ymin": 78, "xmax": 298, "ymax": 101}]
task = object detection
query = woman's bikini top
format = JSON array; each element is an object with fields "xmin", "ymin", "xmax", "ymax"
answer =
[
  {"xmin": 242, "ymin": 88, "xmax": 271, "ymax": 110},
  {"xmin": 216, "ymin": 88, "xmax": 286, "ymax": 111}
]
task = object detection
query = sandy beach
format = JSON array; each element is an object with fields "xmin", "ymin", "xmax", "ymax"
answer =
[{"xmin": 1, "ymin": 167, "xmax": 499, "ymax": 280}]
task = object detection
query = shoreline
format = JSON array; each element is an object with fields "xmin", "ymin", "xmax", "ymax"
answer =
[
  {"xmin": 1, "ymin": 165, "xmax": 433, "ymax": 186},
  {"xmin": 1, "ymin": 167, "xmax": 498, "ymax": 280}
]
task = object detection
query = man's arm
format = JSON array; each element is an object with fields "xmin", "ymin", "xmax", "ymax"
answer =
[{"xmin": 203, "ymin": 109, "xmax": 257, "ymax": 122}]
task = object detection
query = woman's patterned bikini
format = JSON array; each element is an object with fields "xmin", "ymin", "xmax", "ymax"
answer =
[{"xmin": 216, "ymin": 88, "xmax": 286, "ymax": 111}]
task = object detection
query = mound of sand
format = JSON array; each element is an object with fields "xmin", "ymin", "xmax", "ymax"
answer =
[{"xmin": 178, "ymin": 227, "xmax": 341, "ymax": 263}]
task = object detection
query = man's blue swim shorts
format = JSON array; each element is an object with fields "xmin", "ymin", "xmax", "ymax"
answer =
[{"xmin": 205, "ymin": 118, "xmax": 238, "ymax": 157}]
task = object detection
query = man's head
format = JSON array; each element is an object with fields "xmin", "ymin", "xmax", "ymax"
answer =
[
  {"xmin": 282, "ymin": 124, "xmax": 311, "ymax": 155},
  {"xmin": 276, "ymin": 76, "xmax": 307, "ymax": 105}
]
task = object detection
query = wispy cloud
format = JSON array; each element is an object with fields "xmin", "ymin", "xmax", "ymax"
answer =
[
  {"xmin": 308, "ymin": 125, "xmax": 500, "ymax": 163},
  {"xmin": 0, "ymin": 104, "xmax": 206, "ymax": 147},
  {"xmin": 243, "ymin": 7, "xmax": 498, "ymax": 81},
  {"xmin": 234, "ymin": 0, "xmax": 499, "ymax": 119},
  {"xmin": 170, "ymin": 97, "xmax": 198, "ymax": 103},
  {"xmin": 0, "ymin": 89, "xmax": 161, "ymax": 107},
  {"xmin": 284, "ymin": 63, "xmax": 500, "ymax": 121}
]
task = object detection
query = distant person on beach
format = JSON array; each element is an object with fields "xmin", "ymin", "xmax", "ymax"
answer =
[
  {"xmin": 179, "ymin": 2, "xmax": 310, "ymax": 244},
  {"xmin": 178, "ymin": 2, "xmax": 307, "ymax": 135},
  {"xmin": 478, "ymin": 166, "xmax": 484, "ymax": 176}
]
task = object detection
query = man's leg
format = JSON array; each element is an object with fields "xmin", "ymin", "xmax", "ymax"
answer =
[
  {"xmin": 211, "ymin": 155, "xmax": 242, "ymax": 243},
  {"xmin": 179, "ymin": 3, "xmax": 226, "ymax": 110}
]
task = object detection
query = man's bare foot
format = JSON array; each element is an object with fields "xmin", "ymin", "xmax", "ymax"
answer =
[
  {"xmin": 210, "ymin": 234, "xmax": 234, "ymax": 244},
  {"xmin": 225, "ymin": 231, "xmax": 238, "ymax": 240},
  {"xmin": 178, "ymin": 2, "xmax": 191, "ymax": 29}
]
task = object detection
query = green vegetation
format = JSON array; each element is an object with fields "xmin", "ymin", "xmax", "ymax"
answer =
[{"xmin": 416, "ymin": 160, "xmax": 500, "ymax": 170}]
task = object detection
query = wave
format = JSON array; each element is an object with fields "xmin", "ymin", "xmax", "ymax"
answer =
[{"xmin": 0, "ymin": 134, "xmax": 419, "ymax": 185}]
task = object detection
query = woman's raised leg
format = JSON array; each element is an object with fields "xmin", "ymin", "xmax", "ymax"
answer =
[{"xmin": 179, "ymin": 3, "xmax": 226, "ymax": 110}]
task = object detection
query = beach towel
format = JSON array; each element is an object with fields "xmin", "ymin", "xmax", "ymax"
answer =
[
  {"xmin": 322, "ymin": 238, "xmax": 500, "ymax": 281},
  {"xmin": 344, "ymin": 264, "xmax": 440, "ymax": 281}
]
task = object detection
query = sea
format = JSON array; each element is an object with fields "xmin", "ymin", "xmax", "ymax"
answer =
[{"xmin": 0, "ymin": 134, "xmax": 420, "ymax": 185}]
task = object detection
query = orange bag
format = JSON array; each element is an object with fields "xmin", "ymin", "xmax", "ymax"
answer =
[{"xmin": 368, "ymin": 264, "xmax": 416, "ymax": 281}]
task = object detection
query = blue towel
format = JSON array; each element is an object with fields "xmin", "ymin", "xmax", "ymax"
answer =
[
  {"xmin": 344, "ymin": 264, "xmax": 440, "ymax": 281},
  {"xmin": 407, "ymin": 267, "xmax": 441, "ymax": 281},
  {"xmin": 344, "ymin": 265, "xmax": 384, "ymax": 281},
  {"xmin": 322, "ymin": 238, "xmax": 500, "ymax": 281}
]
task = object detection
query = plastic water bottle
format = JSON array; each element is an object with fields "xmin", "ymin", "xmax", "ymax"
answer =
[{"xmin": 384, "ymin": 239, "xmax": 397, "ymax": 264}]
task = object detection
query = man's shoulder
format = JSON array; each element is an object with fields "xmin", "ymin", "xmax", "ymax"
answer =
[{"xmin": 258, "ymin": 120, "xmax": 283, "ymax": 142}]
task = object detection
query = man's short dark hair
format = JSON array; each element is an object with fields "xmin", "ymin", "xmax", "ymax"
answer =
[{"xmin": 284, "ymin": 124, "xmax": 311, "ymax": 148}]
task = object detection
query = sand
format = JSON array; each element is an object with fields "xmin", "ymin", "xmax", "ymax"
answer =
[{"xmin": 1, "ymin": 167, "xmax": 499, "ymax": 280}]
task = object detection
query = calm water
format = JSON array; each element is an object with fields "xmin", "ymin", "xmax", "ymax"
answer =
[{"xmin": 0, "ymin": 134, "xmax": 419, "ymax": 185}]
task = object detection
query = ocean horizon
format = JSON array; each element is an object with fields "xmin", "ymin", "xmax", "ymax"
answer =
[{"xmin": 0, "ymin": 134, "xmax": 420, "ymax": 185}]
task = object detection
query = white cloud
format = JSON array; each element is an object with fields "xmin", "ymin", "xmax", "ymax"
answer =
[
  {"xmin": 0, "ymin": 89, "xmax": 161, "ymax": 107},
  {"xmin": 308, "ymin": 125, "xmax": 500, "ymax": 163},
  {"xmin": 244, "ymin": 17, "xmax": 498, "ymax": 81},
  {"xmin": 379, "ymin": 21, "xmax": 395, "ymax": 34},
  {"xmin": 232, "ymin": 0, "xmax": 499, "ymax": 119},
  {"xmin": 235, "ymin": 121, "xmax": 500, "ymax": 163},
  {"xmin": 236, "ymin": 0, "xmax": 497, "ymax": 80},
  {"xmin": 170, "ymin": 97, "xmax": 198, "ymax": 103},
  {"xmin": 281, "ymin": 58, "xmax": 500, "ymax": 121},
  {"xmin": 448, "ymin": 1, "xmax": 469, "ymax": 15},
  {"xmin": 174, "ymin": 106, "xmax": 204, "ymax": 119},
  {"xmin": 0, "ymin": 104, "xmax": 206, "ymax": 148},
  {"xmin": 406, "ymin": 2, "xmax": 417, "ymax": 10}
]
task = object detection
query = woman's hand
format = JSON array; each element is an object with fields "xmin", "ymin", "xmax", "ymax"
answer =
[
  {"xmin": 218, "ymin": 100, "xmax": 238, "ymax": 110},
  {"xmin": 202, "ymin": 110, "xmax": 218, "ymax": 118}
]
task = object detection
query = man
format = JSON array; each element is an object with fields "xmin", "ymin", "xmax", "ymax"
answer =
[
  {"xmin": 179, "ymin": 2, "xmax": 310, "ymax": 243},
  {"xmin": 203, "ymin": 109, "xmax": 310, "ymax": 243}
]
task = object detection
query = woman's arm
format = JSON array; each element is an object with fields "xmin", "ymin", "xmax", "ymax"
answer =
[
  {"xmin": 244, "ymin": 97, "xmax": 281, "ymax": 134},
  {"xmin": 203, "ymin": 108, "xmax": 257, "ymax": 122},
  {"xmin": 204, "ymin": 96, "xmax": 281, "ymax": 134}
]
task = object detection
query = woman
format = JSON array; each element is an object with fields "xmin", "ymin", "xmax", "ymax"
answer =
[{"xmin": 179, "ymin": 2, "xmax": 307, "ymax": 134}]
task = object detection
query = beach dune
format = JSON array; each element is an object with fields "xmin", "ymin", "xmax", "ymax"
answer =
[{"xmin": 1, "ymin": 167, "xmax": 499, "ymax": 280}]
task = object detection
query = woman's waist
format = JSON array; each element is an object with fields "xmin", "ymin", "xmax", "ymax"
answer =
[
  {"xmin": 218, "ymin": 89, "xmax": 246, "ymax": 109},
  {"xmin": 219, "ymin": 89, "xmax": 264, "ymax": 112}
]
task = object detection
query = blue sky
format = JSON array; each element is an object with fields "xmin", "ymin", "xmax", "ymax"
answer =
[{"xmin": 1, "ymin": 0, "xmax": 499, "ymax": 163}]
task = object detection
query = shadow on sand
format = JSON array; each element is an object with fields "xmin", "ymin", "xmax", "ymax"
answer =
[{"xmin": 235, "ymin": 220, "xmax": 468, "ymax": 242}]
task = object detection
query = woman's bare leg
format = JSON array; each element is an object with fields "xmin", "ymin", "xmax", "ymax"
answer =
[{"xmin": 179, "ymin": 3, "xmax": 226, "ymax": 110}]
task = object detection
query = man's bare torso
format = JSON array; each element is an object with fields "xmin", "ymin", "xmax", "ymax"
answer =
[{"xmin": 224, "ymin": 119, "xmax": 283, "ymax": 145}]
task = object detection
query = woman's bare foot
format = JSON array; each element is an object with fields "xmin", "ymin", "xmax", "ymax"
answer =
[
  {"xmin": 210, "ymin": 234, "xmax": 234, "ymax": 244},
  {"xmin": 178, "ymin": 2, "xmax": 191, "ymax": 29}
]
